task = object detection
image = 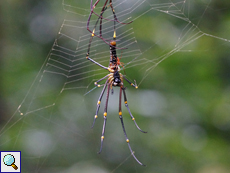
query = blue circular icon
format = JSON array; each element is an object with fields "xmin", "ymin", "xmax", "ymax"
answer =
[{"xmin": 3, "ymin": 154, "xmax": 15, "ymax": 166}]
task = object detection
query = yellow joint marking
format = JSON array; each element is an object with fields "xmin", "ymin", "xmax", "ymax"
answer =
[
  {"xmin": 104, "ymin": 112, "xmax": 107, "ymax": 117},
  {"xmin": 97, "ymin": 101, "xmax": 101, "ymax": 105},
  {"xmin": 132, "ymin": 117, "xmax": 135, "ymax": 121},
  {"xmin": 119, "ymin": 111, "xmax": 122, "ymax": 116},
  {"xmin": 101, "ymin": 136, "xmax": 104, "ymax": 139},
  {"xmin": 131, "ymin": 83, "xmax": 133, "ymax": 86},
  {"xmin": 109, "ymin": 78, "xmax": 114, "ymax": 83},
  {"xmin": 98, "ymin": 84, "xmax": 101, "ymax": 87},
  {"xmin": 135, "ymin": 86, "xmax": 138, "ymax": 89},
  {"xmin": 124, "ymin": 101, "xmax": 127, "ymax": 104},
  {"xmin": 92, "ymin": 29, "xmax": 95, "ymax": 37},
  {"xmin": 113, "ymin": 31, "xmax": 116, "ymax": 38},
  {"xmin": 95, "ymin": 115, "xmax": 98, "ymax": 119},
  {"xmin": 86, "ymin": 56, "xmax": 89, "ymax": 59},
  {"xmin": 94, "ymin": 82, "xmax": 97, "ymax": 85},
  {"xmin": 108, "ymin": 68, "xmax": 114, "ymax": 73},
  {"xmin": 108, "ymin": 76, "xmax": 113, "ymax": 80},
  {"xmin": 126, "ymin": 139, "xmax": 130, "ymax": 143}
]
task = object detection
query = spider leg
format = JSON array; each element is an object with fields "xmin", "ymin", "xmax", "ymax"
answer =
[
  {"xmin": 122, "ymin": 75, "xmax": 138, "ymax": 89},
  {"xmin": 87, "ymin": 0, "xmax": 129, "ymax": 49},
  {"xmin": 109, "ymin": 0, "xmax": 133, "ymax": 25},
  {"xmin": 90, "ymin": 0, "xmax": 133, "ymax": 24},
  {"xmin": 122, "ymin": 87, "xmax": 147, "ymax": 133},
  {"xmin": 119, "ymin": 87, "xmax": 145, "ymax": 166},
  {"xmin": 98, "ymin": 82, "xmax": 111, "ymax": 154},
  {"xmin": 87, "ymin": 1, "xmax": 109, "ymax": 55},
  {"xmin": 86, "ymin": 56, "xmax": 108, "ymax": 70},
  {"xmin": 94, "ymin": 74, "xmax": 109, "ymax": 87},
  {"xmin": 86, "ymin": 4, "xmax": 125, "ymax": 65},
  {"xmin": 92, "ymin": 79, "xmax": 109, "ymax": 128},
  {"xmin": 89, "ymin": 0, "xmax": 121, "ymax": 43},
  {"xmin": 87, "ymin": 0, "xmax": 113, "ymax": 48}
]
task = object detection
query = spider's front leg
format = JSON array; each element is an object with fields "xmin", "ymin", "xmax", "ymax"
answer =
[
  {"xmin": 86, "ymin": 56, "xmax": 108, "ymax": 70},
  {"xmin": 122, "ymin": 87, "xmax": 147, "ymax": 133},
  {"xmin": 118, "ymin": 86, "xmax": 145, "ymax": 166},
  {"xmin": 87, "ymin": 0, "xmax": 109, "ymax": 43},
  {"xmin": 91, "ymin": 79, "xmax": 109, "ymax": 128}
]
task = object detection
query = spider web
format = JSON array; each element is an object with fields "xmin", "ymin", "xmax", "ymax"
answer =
[{"xmin": 1, "ymin": 0, "xmax": 230, "ymax": 172}]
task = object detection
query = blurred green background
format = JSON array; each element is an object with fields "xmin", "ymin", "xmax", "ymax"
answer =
[{"xmin": 1, "ymin": 0, "xmax": 230, "ymax": 173}]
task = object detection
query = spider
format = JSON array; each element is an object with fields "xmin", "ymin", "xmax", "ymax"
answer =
[
  {"xmin": 85, "ymin": 3, "xmax": 146, "ymax": 166},
  {"xmin": 87, "ymin": 0, "xmax": 132, "ymax": 46}
]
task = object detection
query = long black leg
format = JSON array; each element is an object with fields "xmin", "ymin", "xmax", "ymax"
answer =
[
  {"xmin": 119, "ymin": 87, "xmax": 145, "ymax": 166},
  {"xmin": 91, "ymin": 0, "xmax": 133, "ymax": 24},
  {"xmin": 92, "ymin": 79, "xmax": 109, "ymax": 128},
  {"xmin": 122, "ymin": 75, "xmax": 138, "ymax": 88},
  {"xmin": 86, "ymin": 56, "xmax": 108, "ymax": 70},
  {"xmin": 109, "ymin": 0, "xmax": 133, "ymax": 25},
  {"xmin": 86, "ymin": 2, "xmax": 111, "ymax": 66},
  {"xmin": 94, "ymin": 74, "xmax": 109, "ymax": 87},
  {"xmin": 87, "ymin": 0, "xmax": 131, "ymax": 48},
  {"xmin": 98, "ymin": 82, "xmax": 111, "ymax": 154},
  {"xmin": 86, "ymin": 1, "xmax": 125, "ymax": 68},
  {"xmin": 122, "ymin": 87, "xmax": 147, "ymax": 133},
  {"xmin": 87, "ymin": 0, "xmax": 112, "ymax": 49},
  {"xmin": 87, "ymin": 3, "xmax": 108, "ymax": 55},
  {"xmin": 87, "ymin": 0, "xmax": 116, "ymax": 46}
]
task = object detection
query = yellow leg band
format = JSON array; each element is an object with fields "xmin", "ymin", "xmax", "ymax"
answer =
[
  {"xmin": 104, "ymin": 112, "xmax": 107, "ymax": 117},
  {"xmin": 92, "ymin": 29, "xmax": 95, "ymax": 37},
  {"xmin": 113, "ymin": 31, "xmax": 116, "ymax": 39},
  {"xmin": 119, "ymin": 111, "xmax": 122, "ymax": 116}
]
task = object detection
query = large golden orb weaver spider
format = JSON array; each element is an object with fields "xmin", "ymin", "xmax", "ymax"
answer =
[{"xmin": 86, "ymin": 0, "xmax": 146, "ymax": 166}]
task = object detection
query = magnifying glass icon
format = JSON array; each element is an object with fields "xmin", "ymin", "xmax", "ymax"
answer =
[{"xmin": 3, "ymin": 154, "xmax": 18, "ymax": 170}]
